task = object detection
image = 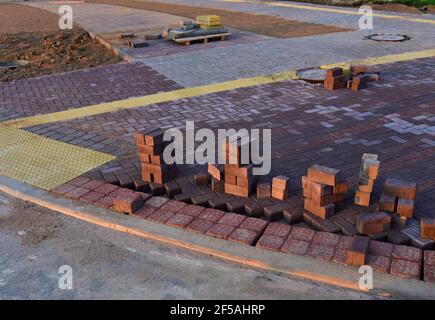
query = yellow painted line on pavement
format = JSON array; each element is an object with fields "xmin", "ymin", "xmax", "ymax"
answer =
[
  {"xmin": 0, "ymin": 124, "xmax": 115, "ymax": 190},
  {"xmin": 220, "ymin": 0, "xmax": 435, "ymax": 25},
  {"xmin": 2, "ymin": 48, "xmax": 435, "ymax": 129}
]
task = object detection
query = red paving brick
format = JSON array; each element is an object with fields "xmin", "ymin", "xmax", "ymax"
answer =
[
  {"xmin": 392, "ymin": 245, "xmax": 422, "ymax": 262},
  {"xmin": 333, "ymin": 248, "xmax": 348, "ymax": 264},
  {"xmin": 206, "ymin": 223, "xmax": 236, "ymax": 240},
  {"xmin": 68, "ymin": 176, "xmax": 91, "ymax": 187},
  {"xmin": 424, "ymin": 250, "xmax": 435, "ymax": 266},
  {"xmin": 80, "ymin": 191, "xmax": 105, "ymax": 204},
  {"xmin": 65, "ymin": 187, "xmax": 90, "ymax": 200},
  {"xmin": 424, "ymin": 264, "xmax": 435, "ymax": 283},
  {"xmin": 281, "ymin": 238, "xmax": 310, "ymax": 255},
  {"xmin": 52, "ymin": 183, "xmax": 76, "ymax": 195},
  {"xmin": 217, "ymin": 212, "xmax": 246, "ymax": 227},
  {"xmin": 367, "ymin": 254, "xmax": 391, "ymax": 273},
  {"xmin": 312, "ymin": 231, "xmax": 340, "ymax": 247},
  {"xmin": 199, "ymin": 208, "xmax": 226, "ymax": 223},
  {"xmin": 179, "ymin": 204, "xmax": 206, "ymax": 217},
  {"xmin": 229, "ymin": 228, "xmax": 259, "ymax": 245},
  {"xmin": 81, "ymin": 180, "xmax": 105, "ymax": 190},
  {"xmin": 160, "ymin": 200, "xmax": 187, "ymax": 213},
  {"xmin": 390, "ymin": 258, "xmax": 420, "ymax": 280},
  {"xmin": 239, "ymin": 218, "xmax": 268, "ymax": 233},
  {"xmin": 166, "ymin": 213, "xmax": 195, "ymax": 229},
  {"xmin": 369, "ymin": 240, "xmax": 394, "ymax": 257},
  {"xmin": 256, "ymin": 234, "xmax": 286, "ymax": 252},
  {"xmin": 146, "ymin": 210, "xmax": 176, "ymax": 224},
  {"xmin": 337, "ymin": 235, "xmax": 353, "ymax": 250},
  {"xmin": 307, "ymin": 244, "xmax": 335, "ymax": 260},
  {"xmin": 263, "ymin": 222, "xmax": 291, "ymax": 238},
  {"xmin": 94, "ymin": 195, "xmax": 115, "ymax": 209},
  {"xmin": 94, "ymin": 183, "xmax": 119, "ymax": 195},
  {"xmin": 131, "ymin": 205, "xmax": 156, "ymax": 218},
  {"xmin": 289, "ymin": 227, "xmax": 316, "ymax": 242},
  {"xmin": 186, "ymin": 218, "xmax": 215, "ymax": 234}
]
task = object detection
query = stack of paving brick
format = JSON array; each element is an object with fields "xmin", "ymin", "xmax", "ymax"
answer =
[
  {"xmin": 302, "ymin": 165, "xmax": 348, "ymax": 219},
  {"xmin": 197, "ymin": 15, "xmax": 222, "ymax": 30},
  {"xmin": 324, "ymin": 65, "xmax": 380, "ymax": 91},
  {"xmin": 223, "ymin": 137, "xmax": 258, "ymax": 197},
  {"xmin": 136, "ymin": 128, "xmax": 178, "ymax": 185},
  {"xmin": 354, "ymin": 153, "xmax": 380, "ymax": 206},
  {"xmin": 378, "ymin": 178, "xmax": 416, "ymax": 223}
]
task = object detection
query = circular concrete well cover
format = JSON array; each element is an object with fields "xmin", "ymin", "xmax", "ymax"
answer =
[
  {"xmin": 365, "ymin": 34, "xmax": 410, "ymax": 42},
  {"xmin": 297, "ymin": 68, "xmax": 327, "ymax": 83}
]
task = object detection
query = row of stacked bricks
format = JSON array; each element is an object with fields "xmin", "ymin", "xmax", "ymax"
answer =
[
  {"xmin": 222, "ymin": 136, "xmax": 258, "ymax": 198},
  {"xmin": 302, "ymin": 165, "xmax": 349, "ymax": 219},
  {"xmin": 136, "ymin": 128, "xmax": 178, "ymax": 184},
  {"xmin": 324, "ymin": 65, "xmax": 380, "ymax": 91},
  {"xmin": 354, "ymin": 153, "xmax": 380, "ymax": 206}
]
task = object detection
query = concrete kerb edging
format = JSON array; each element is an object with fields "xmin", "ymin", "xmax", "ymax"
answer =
[{"xmin": 0, "ymin": 175, "xmax": 433, "ymax": 299}]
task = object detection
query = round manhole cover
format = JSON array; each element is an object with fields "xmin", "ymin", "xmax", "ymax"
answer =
[
  {"xmin": 365, "ymin": 34, "xmax": 410, "ymax": 42},
  {"xmin": 297, "ymin": 68, "xmax": 327, "ymax": 83}
]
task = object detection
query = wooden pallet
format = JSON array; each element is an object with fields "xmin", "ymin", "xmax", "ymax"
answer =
[{"xmin": 173, "ymin": 32, "xmax": 231, "ymax": 46}]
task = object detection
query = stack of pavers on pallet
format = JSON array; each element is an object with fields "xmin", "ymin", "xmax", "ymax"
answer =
[
  {"xmin": 354, "ymin": 153, "xmax": 380, "ymax": 206},
  {"xmin": 324, "ymin": 65, "xmax": 380, "ymax": 91},
  {"xmin": 302, "ymin": 165, "xmax": 349, "ymax": 219},
  {"xmin": 378, "ymin": 178, "xmax": 416, "ymax": 225},
  {"xmin": 136, "ymin": 129, "xmax": 178, "ymax": 185},
  {"xmin": 166, "ymin": 15, "xmax": 228, "ymax": 41},
  {"xmin": 223, "ymin": 136, "xmax": 258, "ymax": 198}
]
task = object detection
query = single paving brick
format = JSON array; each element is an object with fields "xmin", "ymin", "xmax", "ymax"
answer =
[
  {"xmin": 166, "ymin": 213, "xmax": 195, "ymax": 229},
  {"xmin": 145, "ymin": 196, "xmax": 169, "ymax": 208},
  {"xmin": 80, "ymin": 191, "xmax": 105, "ymax": 204},
  {"xmin": 281, "ymin": 238, "xmax": 310, "ymax": 255},
  {"xmin": 263, "ymin": 222, "xmax": 291, "ymax": 238},
  {"xmin": 390, "ymin": 258, "xmax": 420, "ymax": 279},
  {"xmin": 369, "ymin": 240, "xmax": 394, "ymax": 257},
  {"xmin": 218, "ymin": 212, "xmax": 246, "ymax": 227},
  {"xmin": 179, "ymin": 204, "xmax": 206, "ymax": 217},
  {"xmin": 239, "ymin": 217, "xmax": 268, "ymax": 233},
  {"xmin": 68, "ymin": 176, "xmax": 91, "ymax": 187},
  {"xmin": 52, "ymin": 183, "xmax": 76, "ymax": 195},
  {"xmin": 206, "ymin": 223, "xmax": 236, "ymax": 240},
  {"xmin": 131, "ymin": 206, "xmax": 156, "ymax": 218},
  {"xmin": 424, "ymin": 250, "xmax": 435, "ymax": 266},
  {"xmin": 367, "ymin": 254, "xmax": 391, "ymax": 273},
  {"xmin": 256, "ymin": 234, "xmax": 285, "ymax": 252},
  {"xmin": 199, "ymin": 208, "xmax": 226, "ymax": 222},
  {"xmin": 392, "ymin": 245, "xmax": 422, "ymax": 262},
  {"xmin": 312, "ymin": 231, "xmax": 340, "ymax": 247},
  {"xmin": 289, "ymin": 227, "xmax": 316, "ymax": 242},
  {"xmin": 81, "ymin": 179, "xmax": 105, "ymax": 190},
  {"xmin": 186, "ymin": 218, "xmax": 215, "ymax": 234},
  {"xmin": 308, "ymin": 244, "xmax": 335, "ymax": 261},
  {"xmin": 424, "ymin": 264, "xmax": 435, "ymax": 283},
  {"xmin": 94, "ymin": 183, "xmax": 119, "ymax": 195},
  {"xmin": 229, "ymin": 228, "xmax": 259, "ymax": 246},
  {"xmin": 94, "ymin": 195, "xmax": 115, "ymax": 209},
  {"xmin": 146, "ymin": 210, "xmax": 176, "ymax": 224},
  {"xmin": 333, "ymin": 248, "xmax": 348, "ymax": 264},
  {"xmin": 65, "ymin": 187, "xmax": 90, "ymax": 200},
  {"xmin": 160, "ymin": 199, "xmax": 187, "ymax": 213},
  {"xmin": 337, "ymin": 235, "xmax": 353, "ymax": 250}
]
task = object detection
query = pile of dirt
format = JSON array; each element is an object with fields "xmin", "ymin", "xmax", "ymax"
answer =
[
  {"xmin": 88, "ymin": 0, "xmax": 350, "ymax": 38},
  {"xmin": 0, "ymin": 29, "xmax": 121, "ymax": 82}
]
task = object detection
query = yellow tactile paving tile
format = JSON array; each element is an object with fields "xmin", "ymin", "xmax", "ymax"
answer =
[
  {"xmin": 2, "ymin": 49, "xmax": 435, "ymax": 130},
  {"xmin": 0, "ymin": 124, "xmax": 116, "ymax": 190},
  {"xmin": 220, "ymin": 0, "xmax": 435, "ymax": 25}
]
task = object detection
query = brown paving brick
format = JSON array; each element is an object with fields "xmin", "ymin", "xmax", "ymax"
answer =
[
  {"xmin": 390, "ymin": 258, "xmax": 420, "ymax": 279},
  {"xmin": 256, "ymin": 234, "xmax": 285, "ymax": 252},
  {"xmin": 179, "ymin": 204, "xmax": 205, "ymax": 217},
  {"xmin": 94, "ymin": 195, "xmax": 115, "ymax": 209},
  {"xmin": 131, "ymin": 205, "xmax": 156, "ymax": 218},
  {"xmin": 337, "ymin": 235, "xmax": 353, "ymax": 250},
  {"xmin": 289, "ymin": 226, "xmax": 316, "ymax": 242},
  {"xmin": 392, "ymin": 245, "xmax": 422, "ymax": 262},
  {"xmin": 166, "ymin": 213, "xmax": 195, "ymax": 229},
  {"xmin": 199, "ymin": 208, "xmax": 226, "ymax": 222},
  {"xmin": 112, "ymin": 192, "xmax": 144, "ymax": 214},
  {"xmin": 145, "ymin": 196, "xmax": 169, "ymax": 208},
  {"xmin": 94, "ymin": 183, "xmax": 119, "ymax": 195},
  {"xmin": 146, "ymin": 210, "xmax": 176, "ymax": 224},
  {"xmin": 65, "ymin": 187, "xmax": 90, "ymax": 200},
  {"xmin": 308, "ymin": 244, "xmax": 335, "ymax": 261},
  {"xmin": 312, "ymin": 231, "xmax": 340, "ymax": 247},
  {"xmin": 333, "ymin": 249, "xmax": 348, "ymax": 264},
  {"xmin": 229, "ymin": 228, "xmax": 259, "ymax": 245},
  {"xmin": 52, "ymin": 183, "xmax": 76, "ymax": 195},
  {"xmin": 367, "ymin": 255, "xmax": 391, "ymax": 273},
  {"xmin": 369, "ymin": 240, "xmax": 394, "ymax": 258},
  {"xmin": 206, "ymin": 223, "xmax": 236, "ymax": 240},
  {"xmin": 110, "ymin": 187, "xmax": 135, "ymax": 198},
  {"xmin": 68, "ymin": 176, "xmax": 91, "ymax": 187},
  {"xmin": 263, "ymin": 222, "xmax": 291, "ymax": 238},
  {"xmin": 80, "ymin": 191, "xmax": 105, "ymax": 204},
  {"xmin": 424, "ymin": 250, "xmax": 435, "ymax": 266},
  {"xmin": 160, "ymin": 200, "xmax": 187, "ymax": 213},
  {"xmin": 186, "ymin": 218, "xmax": 215, "ymax": 234},
  {"xmin": 239, "ymin": 217, "xmax": 268, "ymax": 233},
  {"xmin": 281, "ymin": 238, "xmax": 310, "ymax": 255},
  {"xmin": 424, "ymin": 264, "xmax": 435, "ymax": 283},
  {"xmin": 218, "ymin": 212, "xmax": 246, "ymax": 227}
]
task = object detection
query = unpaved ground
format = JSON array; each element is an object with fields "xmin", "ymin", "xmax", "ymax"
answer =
[
  {"xmin": 0, "ymin": 4, "xmax": 121, "ymax": 82},
  {"xmin": 87, "ymin": 0, "xmax": 351, "ymax": 38},
  {"xmin": 0, "ymin": 192, "xmax": 379, "ymax": 299}
]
